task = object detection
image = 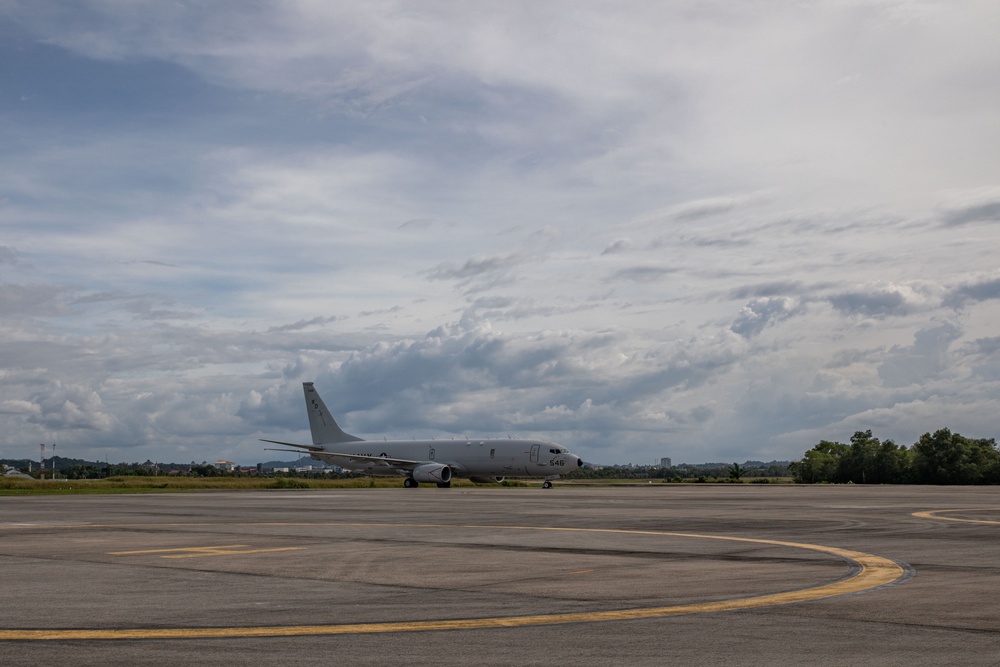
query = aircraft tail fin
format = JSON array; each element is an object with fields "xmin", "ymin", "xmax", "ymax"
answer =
[{"xmin": 303, "ymin": 382, "xmax": 364, "ymax": 445}]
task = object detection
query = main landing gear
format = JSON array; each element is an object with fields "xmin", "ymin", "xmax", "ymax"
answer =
[
  {"xmin": 403, "ymin": 477, "xmax": 452, "ymax": 488},
  {"xmin": 542, "ymin": 480, "xmax": 554, "ymax": 489}
]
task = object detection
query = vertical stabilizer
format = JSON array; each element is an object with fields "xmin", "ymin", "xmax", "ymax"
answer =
[{"xmin": 303, "ymin": 382, "xmax": 364, "ymax": 445}]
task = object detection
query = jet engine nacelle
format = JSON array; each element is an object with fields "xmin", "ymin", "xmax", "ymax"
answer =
[
  {"xmin": 412, "ymin": 463, "xmax": 452, "ymax": 484},
  {"xmin": 469, "ymin": 476, "xmax": 504, "ymax": 484}
]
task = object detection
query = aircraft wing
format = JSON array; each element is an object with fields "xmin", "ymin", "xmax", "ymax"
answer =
[
  {"xmin": 311, "ymin": 451, "xmax": 424, "ymax": 468},
  {"xmin": 260, "ymin": 440, "xmax": 423, "ymax": 469},
  {"xmin": 260, "ymin": 439, "xmax": 325, "ymax": 452}
]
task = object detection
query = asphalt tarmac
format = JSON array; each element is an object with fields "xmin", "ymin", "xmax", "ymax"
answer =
[{"xmin": 2, "ymin": 484, "xmax": 999, "ymax": 666}]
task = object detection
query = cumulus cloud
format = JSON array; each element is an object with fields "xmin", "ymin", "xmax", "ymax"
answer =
[
  {"xmin": 25, "ymin": 383, "xmax": 115, "ymax": 432},
  {"xmin": 730, "ymin": 298, "xmax": 804, "ymax": 338},
  {"xmin": 828, "ymin": 288, "xmax": 911, "ymax": 318},
  {"xmin": 878, "ymin": 322, "xmax": 962, "ymax": 388},
  {"xmin": 963, "ymin": 336, "xmax": 1000, "ymax": 382}
]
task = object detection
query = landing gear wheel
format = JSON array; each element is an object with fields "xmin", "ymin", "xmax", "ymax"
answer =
[
  {"xmin": 542, "ymin": 481, "xmax": 553, "ymax": 489},
  {"xmin": 403, "ymin": 478, "xmax": 418, "ymax": 488},
  {"xmin": 436, "ymin": 481, "xmax": 451, "ymax": 488}
]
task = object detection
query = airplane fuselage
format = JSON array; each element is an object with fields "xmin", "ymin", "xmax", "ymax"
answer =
[{"xmin": 311, "ymin": 438, "xmax": 577, "ymax": 480}]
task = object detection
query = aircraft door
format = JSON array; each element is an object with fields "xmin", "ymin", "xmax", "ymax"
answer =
[{"xmin": 530, "ymin": 444, "xmax": 540, "ymax": 463}]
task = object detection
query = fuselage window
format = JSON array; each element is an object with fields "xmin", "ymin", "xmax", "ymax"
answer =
[{"xmin": 429, "ymin": 448, "xmax": 435, "ymax": 460}]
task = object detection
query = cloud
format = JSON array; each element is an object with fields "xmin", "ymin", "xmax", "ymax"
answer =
[
  {"xmin": 828, "ymin": 288, "xmax": 911, "ymax": 318},
  {"xmin": 659, "ymin": 192, "xmax": 771, "ymax": 222},
  {"xmin": 877, "ymin": 322, "xmax": 962, "ymax": 388},
  {"xmin": 944, "ymin": 277, "xmax": 1000, "ymax": 308},
  {"xmin": 0, "ymin": 284, "xmax": 71, "ymax": 317},
  {"xmin": 938, "ymin": 187, "xmax": 1000, "ymax": 226},
  {"xmin": 0, "ymin": 399, "xmax": 41, "ymax": 417},
  {"xmin": 944, "ymin": 201, "xmax": 1000, "ymax": 226},
  {"xmin": 0, "ymin": 246, "xmax": 20, "ymax": 265},
  {"xmin": 425, "ymin": 253, "xmax": 525, "ymax": 282},
  {"xmin": 963, "ymin": 336, "xmax": 1000, "ymax": 382},
  {"xmin": 601, "ymin": 239, "xmax": 633, "ymax": 255},
  {"xmin": 25, "ymin": 383, "xmax": 115, "ymax": 432},
  {"xmin": 728, "ymin": 282, "xmax": 807, "ymax": 300},
  {"xmin": 267, "ymin": 316, "xmax": 343, "ymax": 333},
  {"xmin": 730, "ymin": 298, "xmax": 804, "ymax": 338},
  {"xmin": 611, "ymin": 266, "xmax": 677, "ymax": 283}
]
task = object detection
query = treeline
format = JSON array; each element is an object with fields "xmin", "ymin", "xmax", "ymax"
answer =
[
  {"xmin": 790, "ymin": 428, "xmax": 1000, "ymax": 484},
  {"xmin": 1, "ymin": 456, "xmax": 362, "ymax": 480},
  {"xmin": 565, "ymin": 460, "xmax": 790, "ymax": 481}
]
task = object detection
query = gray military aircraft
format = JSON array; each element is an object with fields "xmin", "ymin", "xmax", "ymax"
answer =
[{"xmin": 262, "ymin": 382, "xmax": 583, "ymax": 488}]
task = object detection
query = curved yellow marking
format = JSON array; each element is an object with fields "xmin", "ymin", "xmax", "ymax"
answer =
[
  {"xmin": 0, "ymin": 523, "xmax": 905, "ymax": 640},
  {"xmin": 913, "ymin": 509, "xmax": 1000, "ymax": 525},
  {"xmin": 109, "ymin": 545, "xmax": 306, "ymax": 558}
]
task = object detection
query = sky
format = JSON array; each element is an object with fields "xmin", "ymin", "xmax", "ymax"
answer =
[{"xmin": 2, "ymin": 1, "xmax": 999, "ymax": 467}]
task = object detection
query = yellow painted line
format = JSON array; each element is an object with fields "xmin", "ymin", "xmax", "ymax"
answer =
[
  {"xmin": 913, "ymin": 508, "xmax": 1000, "ymax": 525},
  {"xmin": 569, "ymin": 569, "xmax": 594, "ymax": 575},
  {"xmin": 109, "ymin": 545, "xmax": 250, "ymax": 555},
  {"xmin": 0, "ymin": 523, "xmax": 906, "ymax": 641},
  {"xmin": 108, "ymin": 545, "xmax": 305, "ymax": 559},
  {"xmin": 164, "ymin": 547, "xmax": 305, "ymax": 559}
]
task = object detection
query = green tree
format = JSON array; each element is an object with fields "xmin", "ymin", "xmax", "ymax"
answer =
[
  {"xmin": 728, "ymin": 462, "xmax": 743, "ymax": 482},
  {"xmin": 911, "ymin": 429, "xmax": 1000, "ymax": 484},
  {"xmin": 791, "ymin": 440, "xmax": 847, "ymax": 483},
  {"xmin": 838, "ymin": 430, "xmax": 881, "ymax": 483},
  {"xmin": 872, "ymin": 439, "xmax": 911, "ymax": 484}
]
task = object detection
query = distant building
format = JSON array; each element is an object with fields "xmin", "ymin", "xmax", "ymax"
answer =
[
  {"xmin": 213, "ymin": 460, "xmax": 236, "ymax": 472},
  {"xmin": 660, "ymin": 457, "xmax": 672, "ymax": 468},
  {"xmin": 3, "ymin": 465, "xmax": 32, "ymax": 479}
]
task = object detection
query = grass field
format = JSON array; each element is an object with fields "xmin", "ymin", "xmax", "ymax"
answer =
[
  {"xmin": 0, "ymin": 476, "xmax": 457, "ymax": 494},
  {"xmin": 0, "ymin": 476, "xmax": 791, "ymax": 494}
]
